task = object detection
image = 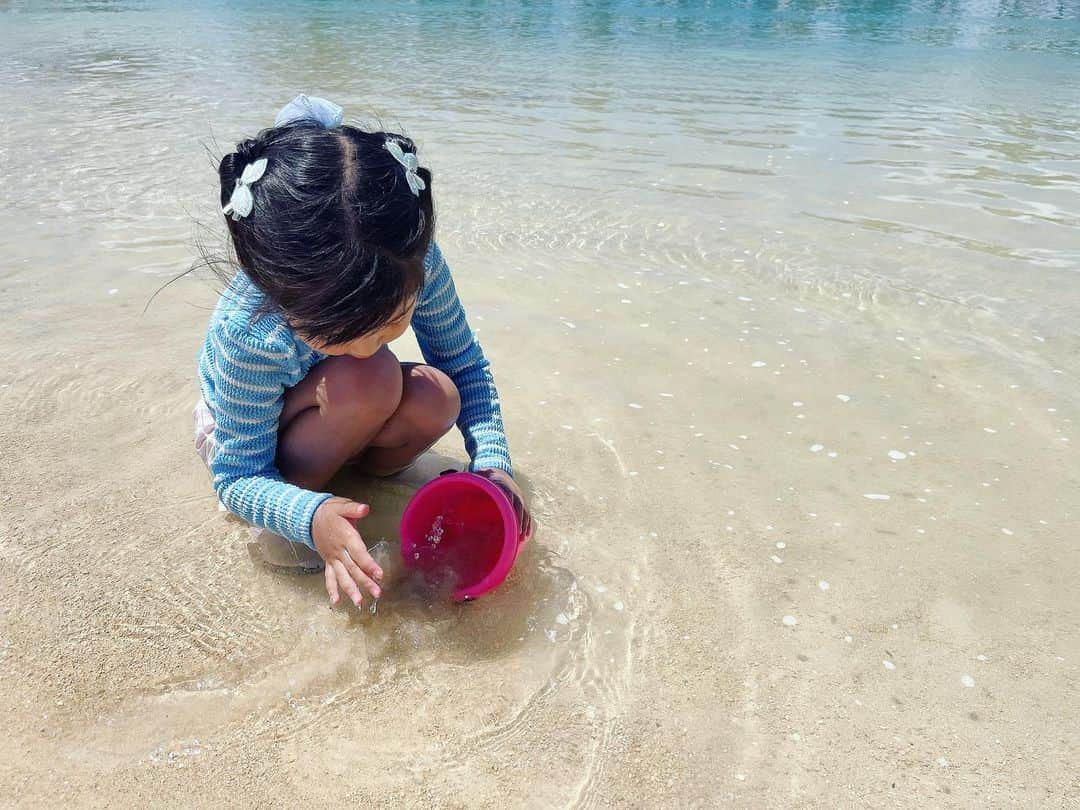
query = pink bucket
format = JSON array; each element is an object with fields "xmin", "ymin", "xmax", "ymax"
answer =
[{"xmin": 399, "ymin": 472, "xmax": 529, "ymax": 602}]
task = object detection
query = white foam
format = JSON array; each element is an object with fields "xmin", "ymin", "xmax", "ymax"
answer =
[
  {"xmin": 836, "ymin": 394, "xmax": 851, "ymax": 402},
  {"xmin": 809, "ymin": 444, "xmax": 824, "ymax": 453},
  {"xmin": 888, "ymin": 450, "xmax": 907, "ymax": 460},
  {"xmin": 883, "ymin": 660, "xmax": 896, "ymax": 670},
  {"xmin": 961, "ymin": 674, "xmax": 975, "ymax": 688},
  {"xmin": 818, "ymin": 580, "xmax": 830, "ymax": 591},
  {"xmin": 751, "ymin": 361, "xmax": 767, "ymax": 368},
  {"xmin": 863, "ymin": 493, "xmax": 890, "ymax": 500},
  {"xmin": 782, "ymin": 615, "xmax": 797, "ymax": 626}
]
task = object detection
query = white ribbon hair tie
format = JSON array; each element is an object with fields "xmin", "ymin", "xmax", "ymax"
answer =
[
  {"xmin": 274, "ymin": 94, "xmax": 343, "ymax": 128},
  {"xmin": 222, "ymin": 157, "xmax": 268, "ymax": 221},
  {"xmin": 384, "ymin": 139, "xmax": 426, "ymax": 196}
]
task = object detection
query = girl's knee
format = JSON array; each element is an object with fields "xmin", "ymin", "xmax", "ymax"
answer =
[
  {"xmin": 317, "ymin": 348, "xmax": 404, "ymax": 420},
  {"xmin": 403, "ymin": 365, "xmax": 460, "ymax": 437}
]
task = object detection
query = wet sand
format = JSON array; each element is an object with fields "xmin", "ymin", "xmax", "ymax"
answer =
[{"xmin": 1, "ymin": 215, "xmax": 1077, "ymax": 806}]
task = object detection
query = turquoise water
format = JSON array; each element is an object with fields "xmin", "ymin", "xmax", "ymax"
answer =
[
  {"xmin": 2, "ymin": 3, "xmax": 1078, "ymax": 263},
  {"xmin": 2, "ymin": 2, "xmax": 1080, "ymax": 804},
  {"xmin": 2, "ymin": 0, "xmax": 1078, "ymax": 339}
]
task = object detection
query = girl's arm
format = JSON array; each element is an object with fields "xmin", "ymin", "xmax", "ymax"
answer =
[
  {"xmin": 411, "ymin": 242, "xmax": 513, "ymax": 476},
  {"xmin": 204, "ymin": 322, "xmax": 333, "ymax": 547}
]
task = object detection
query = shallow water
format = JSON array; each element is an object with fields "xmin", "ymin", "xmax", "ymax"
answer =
[{"xmin": 1, "ymin": 1, "xmax": 1079, "ymax": 806}]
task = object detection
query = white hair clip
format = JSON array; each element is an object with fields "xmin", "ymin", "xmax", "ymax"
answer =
[
  {"xmin": 274, "ymin": 94, "xmax": 343, "ymax": 129},
  {"xmin": 384, "ymin": 139, "xmax": 426, "ymax": 196},
  {"xmin": 222, "ymin": 157, "xmax": 268, "ymax": 221}
]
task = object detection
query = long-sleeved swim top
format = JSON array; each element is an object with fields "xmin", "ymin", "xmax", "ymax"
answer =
[{"xmin": 197, "ymin": 241, "xmax": 513, "ymax": 548}]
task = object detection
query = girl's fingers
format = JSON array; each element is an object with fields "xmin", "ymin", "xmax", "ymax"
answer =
[
  {"xmin": 332, "ymin": 559, "xmax": 363, "ymax": 608},
  {"xmin": 361, "ymin": 553, "xmax": 384, "ymax": 583},
  {"xmin": 496, "ymin": 482, "xmax": 516, "ymax": 511},
  {"xmin": 335, "ymin": 517, "xmax": 382, "ymax": 582},
  {"xmin": 346, "ymin": 537, "xmax": 384, "ymax": 582},
  {"xmin": 496, "ymin": 482, "xmax": 528, "ymax": 534},
  {"xmin": 340, "ymin": 502, "xmax": 370, "ymax": 520},
  {"xmin": 324, "ymin": 563, "xmax": 340, "ymax": 605},
  {"xmin": 343, "ymin": 545, "xmax": 382, "ymax": 599}
]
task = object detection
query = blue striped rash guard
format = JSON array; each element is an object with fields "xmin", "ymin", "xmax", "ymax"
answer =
[{"xmin": 197, "ymin": 241, "xmax": 513, "ymax": 548}]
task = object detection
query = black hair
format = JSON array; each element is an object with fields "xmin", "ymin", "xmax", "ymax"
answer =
[{"xmin": 217, "ymin": 120, "xmax": 434, "ymax": 345}]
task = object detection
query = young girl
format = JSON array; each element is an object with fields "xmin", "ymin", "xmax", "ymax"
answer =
[{"xmin": 195, "ymin": 94, "xmax": 530, "ymax": 609}]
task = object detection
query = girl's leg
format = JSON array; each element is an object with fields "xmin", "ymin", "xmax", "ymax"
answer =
[
  {"xmin": 276, "ymin": 348, "xmax": 405, "ymax": 491},
  {"xmin": 276, "ymin": 349, "xmax": 460, "ymax": 490},
  {"xmin": 350, "ymin": 362, "xmax": 461, "ymax": 476}
]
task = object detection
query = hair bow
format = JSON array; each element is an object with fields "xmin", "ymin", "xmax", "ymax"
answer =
[
  {"xmin": 269, "ymin": 95, "xmax": 425, "ymax": 197},
  {"xmin": 384, "ymin": 139, "xmax": 426, "ymax": 196},
  {"xmin": 274, "ymin": 94, "xmax": 343, "ymax": 129},
  {"xmin": 222, "ymin": 157, "xmax": 268, "ymax": 221}
]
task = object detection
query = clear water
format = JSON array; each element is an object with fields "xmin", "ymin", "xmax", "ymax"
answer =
[
  {"xmin": 2, "ymin": 1, "xmax": 1079, "ymax": 805},
  {"xmin": 2, "ymin": 1, "xmax": 1078, "ymax": 328}
]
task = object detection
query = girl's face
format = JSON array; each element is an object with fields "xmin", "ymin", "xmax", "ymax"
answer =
[{"xmin": 299, "ymin": 298, "xmax": 416, "ymax": 359}]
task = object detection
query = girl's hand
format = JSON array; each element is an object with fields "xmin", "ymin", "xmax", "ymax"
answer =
[
  {"xmin": 475, "ymin": 468, "xmax": 533, "ymax": 538},
  {"xmin": 312, "ymin": 498, "xmax": 384, "ymax": 608}
]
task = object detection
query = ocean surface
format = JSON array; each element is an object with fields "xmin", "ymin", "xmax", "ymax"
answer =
[
  {"xmin": 3, "ymin": 1, "xmax": 1079, "ymax": 313},
  {"xmin": 1, "ymin": 1, "xmax": 1078, "ymax": 806}
]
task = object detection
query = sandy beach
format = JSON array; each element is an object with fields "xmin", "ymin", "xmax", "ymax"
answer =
[{"xmin": 2, "ymin": 1, "xmax": 1079, "ymax": 807}]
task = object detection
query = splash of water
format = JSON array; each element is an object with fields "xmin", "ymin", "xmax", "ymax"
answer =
[{"xmin": 425, "ymin": 514, "xmax": 445, "ymax": 547}]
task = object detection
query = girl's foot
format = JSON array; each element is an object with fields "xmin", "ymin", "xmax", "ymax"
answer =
[{"xmin": 249, "ymin": 527, "xmax": 325, "ymax": 574}]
